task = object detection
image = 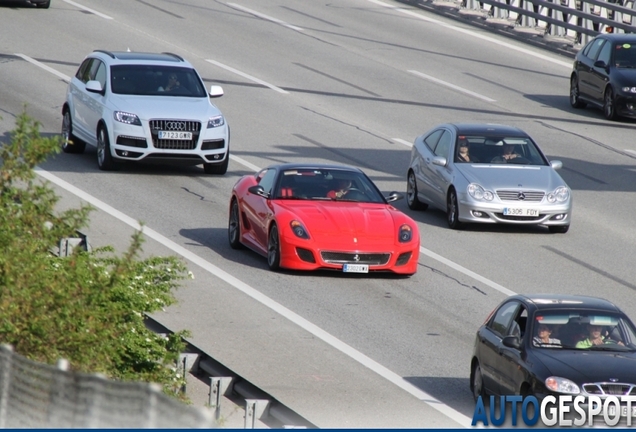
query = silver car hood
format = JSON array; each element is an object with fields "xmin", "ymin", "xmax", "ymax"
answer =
[{"xmin": 454, "ymin": 164, "xmax": 567, "ymax": 191}]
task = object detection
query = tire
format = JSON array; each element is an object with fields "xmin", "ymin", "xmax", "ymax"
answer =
[
  {"xmin": 549, "ymin": 225, "xmax": 569, "ymax": 234},
  {"xmin": 407, "ymin": 170, "xmax": 428, "ymax": 211},
  {"xmin": 603, "ymin": 87, "xmax": 618, "ymax": 121},
  {"xmin": 472, "ymin": 363, "xmax": 486, "ymax": 402},
  {"xmin": 204, "ymin": 155, "xmax": 229, "ymax": 174},
  {"xmin": 228, "ymin": 199, "xmax": 244, "ymax": 249},
  {"xmin": 447, "ymin": 188, "xmax": 464, "ymax": 230},
  {"xmin": 96, "ymin": 126, "xmax": 117, "ymax": 171},
  {"xmin": 61, "ymin": 110, "xmax": 86, "ymax": 154},
  {"xmin": 569, "ymin": 77, "xmax": 587, "ymax": 109},
  {"xmin": 35, "ymin": 0, "xmax": 51, "ymax": 8},
  {"xmin": 267, "ymin": 224, "xmax": 281, "ymax": 271}
]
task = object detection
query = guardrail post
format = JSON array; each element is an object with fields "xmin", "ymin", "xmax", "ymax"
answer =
[
  {"xmin": 178, "ymin": 353, "xmax": 199, "ymax": 394},
  {"xmin": 0, "ymin": 345, "xmax": 14, "ymax": 429},
  {"xmin": 244, "ymin": 399, "xmax": 269, "ymax": 429},
  {"xmin": 208, "ymin": 376, "xmax": 232, "ymax": 420}
]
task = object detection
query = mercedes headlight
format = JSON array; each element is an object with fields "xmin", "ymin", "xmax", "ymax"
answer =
[
  {"xmin": 547, "ymin": 186, "xmax": 570, "ymax": 203},
  {"xmin": 545, "ymin": 376, "xmax": 580, "ymax": 394},
  {"xmin": 207, "ymin": 115, "xmax": 225, "ymax": 128},
  {"xmin": 468, "ymin": 183, "xmax": 494, "ymax": 201}
]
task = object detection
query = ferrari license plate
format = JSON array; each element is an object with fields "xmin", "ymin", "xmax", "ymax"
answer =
[
  {"xmin": 503, "ymin": 208, "xmax": 538, "ymax": 216},
  {"xmin": 343, "ymin": 264, "xmax": 369, "ymax": 273},
  {"xmin": 608, "ymin": 406, "xmax": 636, "ymax": 417},
  {"xmin": 158, "ymin": 131, "xmax": 192, "ymax": 140}
]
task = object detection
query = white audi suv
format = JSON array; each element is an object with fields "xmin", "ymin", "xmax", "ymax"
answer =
[{"xmin": 61, "ymin": 50, "xmax": 229, "ymax": 174}]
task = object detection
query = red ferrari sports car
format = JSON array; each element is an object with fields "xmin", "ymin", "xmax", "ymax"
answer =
[{"xmin": 228, "ymin": 163, "xmax": 420, "ymax": 275}]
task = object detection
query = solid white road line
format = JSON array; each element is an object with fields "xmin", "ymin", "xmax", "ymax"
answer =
[
  {"xmin": 409, "ymin": 70, "xmax": 497, "ymax": 102},
  {"xmin": 392, "ymin": 138, "xmax": 413, "ymax": 147},
  {"xmin": 34, "ymin": 167, "xmax": 473, "ymax": 428},
  {"xmin": 366, "ymin": 0, "xmax": 572, "ymax": 69},
  {"xmin": 230, "ymin": 154, "xmax": 261, "ymax": 172},
  {"xmin": 63, "ymin": 0, "xmax": 113, "ymax": 19},
  {"xmin": 625, "ymin": 149, "xmax": 636, "ymax": 156},
  {"xmin": 14, "ymin": 54, "xmax": 70, "ymax": 83},
  {"xmin": 205, "ymin": 59, "xmax": 288, "ymax": 94},
  {"xmin": 227, "ymin": 3, "xmax": 304, "ymax": 32}
]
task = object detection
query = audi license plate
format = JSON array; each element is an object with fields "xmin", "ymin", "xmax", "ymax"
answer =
[
  {"xmin": 343, "ymin": 264, "xmax": 369, "ymax": 273},
  {"xmin": 608, "ymin": 406, "xmax": 636, "ymax": 417},
  {"xmin": 158, "ymin": 131, "xmax": 192, "ymax": 140},
  {"xmin": 503, "ymin": 208, "xmax": 539, "ymax": 216}
]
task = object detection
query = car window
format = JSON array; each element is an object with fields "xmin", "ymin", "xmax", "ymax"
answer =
[
  {"xmin": 94, "ymin": 62, "xmax": 107, "ymax": 89},
  {"xmin": 488, "ymin": 301, "xmax": 519, "ymax": 338},
  {"xmin": 76, "ymin": 58, "xmax": 95, "ymax": 83},
  {"xmin": 614, "ymin": 43, "xmax": 636, "ymax": 68},
  {"xmin": 423, "ymin": 130, "xmax": 444, "ymax": 152},
  {"xmin": 433, "ymin": 131, "xmax": 451, "ymax": 159},
  {"xmin": 257, "ymin": 169, "xmax": 277, "ymax": 194},
  {"xmin": 581, "ymin": 40, "xmax": 594, "ymax": 57},
  {"xmin": 110, "ymin": 65, "xmax": 207, "ymax": 97},
  {"xmin": 596, "ymin": 41, "xmax": 612, "ymax": 66},
  {"xmin": 586, "ymin": 38, "xmax": 606, "ymax": 61},
  {"xmin": 87, "ymin": 60, "xmax": 101, "ymax": 82}
]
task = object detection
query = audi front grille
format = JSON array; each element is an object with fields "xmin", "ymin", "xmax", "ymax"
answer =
[
  {"xmin": 150, "ymin": 119, "xmax": 201, "ymax": 150},
  {"xmin": 320, "ymin": 251, "xmax": 390, "ymax": 266}
]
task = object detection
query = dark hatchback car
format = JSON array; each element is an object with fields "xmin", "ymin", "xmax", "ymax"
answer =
[
  {"xmin": 470, "ymin": 294, "xmax": 636, "ymax": 403},
  {"xmin": 570, "ymin": 33, "xmax": 636, "ymax": 120}
]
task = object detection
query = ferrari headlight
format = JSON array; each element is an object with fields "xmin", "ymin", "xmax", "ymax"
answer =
[
  {"xmin": 290, "ymin": 220, "xmax": 309, "ymax": 239},
  {"xmin": 547, "ymin": 186, "xmax": 570, "ymax": 203},
  {"xmin": 398, "ymin": 224, "xmax": 413, "ymax": 243},
  {"xmin": 545, "ymin": 376, "xmax": 580, "ymax": 394},
  {"xmin": 114, "ymin": 111, "xmax": 141, "ymax": 126},
  {"xmin": 207, "ymin": 115, "xmax": 225, "ymax": 128},
  {"xmin": 621, "ymin": 86, "xmax": 636, "ymax": 93},
  {"xmin": 467, "ymin": 183, "xmax": 494, "ymax": 201}
]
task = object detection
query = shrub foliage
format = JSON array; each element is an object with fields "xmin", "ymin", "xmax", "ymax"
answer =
[{"xmin": 0, "ymin": 110, "xmax": 191, "ymax": 397}]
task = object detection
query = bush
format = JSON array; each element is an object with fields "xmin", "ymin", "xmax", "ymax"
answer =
[{"xmin": 0, "ymin": 109, "xmax": 191, "ymax": 399}]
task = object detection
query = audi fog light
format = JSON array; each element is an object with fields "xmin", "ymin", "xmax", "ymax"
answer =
[
  {"xmin": 114, "ymin": 111, "xmax": 141, "ymax": 126},
  {"xmin": 547, "ymin": 186, "xmax": 570, "ymax": 203},
  {"xmin": 290, "ymin": 220, "xmax": 309, "ymax": 239},
  {"xmin": 468, "ymin": 183, "xmax": 494, "ymax": 201},
  {"xmin": 545, "ymin": 376, "xmax": 580, "ymax": 394},
  {"xmin": 207, "ymin": 115, "xmax": 225, "ymax": 128},
  {"xmin": 398, "ymin": 224, "xmax": 413, "ymax": 243}
]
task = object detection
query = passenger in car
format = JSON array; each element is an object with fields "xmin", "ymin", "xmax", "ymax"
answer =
[
  {"xmin": 533, "ymin": 324, "xmax": 561, "ymax": 347},
  {"xmin": 575, "ymin": 324, "xmax": 624, "ymax": 348},
  {"xmin": 456, "ymin": 139, "xmax": 478, "ymax": 162}
]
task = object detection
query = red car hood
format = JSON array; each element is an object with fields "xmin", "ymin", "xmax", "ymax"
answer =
[{"xmin": 276, "ymin": 201, "xmax": 400, "ymax": 239}]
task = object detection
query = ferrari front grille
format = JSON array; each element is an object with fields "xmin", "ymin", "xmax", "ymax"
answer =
[{"xmin": 320, "ymin": 252, "xmax": 390, "ymax": 266}]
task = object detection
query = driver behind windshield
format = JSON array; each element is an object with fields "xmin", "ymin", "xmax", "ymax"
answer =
[{"xmin": 576, "ymin": 324, "xmax": 624, "ymax": 348}]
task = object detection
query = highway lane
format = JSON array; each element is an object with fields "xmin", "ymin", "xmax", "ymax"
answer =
[{"xmin": 2, "ymin": 0, "xmax": 636, "ymax": 425}]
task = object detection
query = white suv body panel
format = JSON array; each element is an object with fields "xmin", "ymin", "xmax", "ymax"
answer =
[{"xmin": 62, "ymin": 50, "xmax": 229, "ymax": 173}]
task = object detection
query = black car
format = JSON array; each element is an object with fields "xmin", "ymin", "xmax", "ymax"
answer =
[
  {"xmin": 570, "ymin": 33, "xmax": 636, "ymax": 120},
  {"xmin": 470, "ymin": 294, "xmax": 636, "ymax": 402}
]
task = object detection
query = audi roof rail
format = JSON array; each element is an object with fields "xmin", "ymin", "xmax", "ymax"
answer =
[
  {"xmin": 161, "ymin": 52, "xmax": 185, "ymax": 62},
  {"xmin": 93, "ymin": 49, "xmax": 116, "ymax": 58}
]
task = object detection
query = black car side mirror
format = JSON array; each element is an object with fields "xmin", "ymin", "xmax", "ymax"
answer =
[
  {"xmin": 248, "ymin": 185, "xmax": 269, "ymax": 198},
  {"xmin": 594, "ymin": 60, "xmax": 608, "ymax": 70},
  {"xmin": 502, "ymin": 335, "xmax": 521, "ymax": 349}
]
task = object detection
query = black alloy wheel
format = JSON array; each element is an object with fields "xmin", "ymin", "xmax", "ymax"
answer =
[
  {"xmin": 267, "ymin": 224, "xmax": 281, "ymax": 271},
  {"xmin": 447, "ymin": 188, "xmax": 463, "ymax": 230},
  {"xmin": 407, "ymin": 170, "xmax": 428, "ymax": 210},
  {"xmin": 228, "ymin": 199, "xmax": 244, "ymax": 249},
  {"xmin": 569, "ymin": 77, "xmax": 587, "ymax": 108}
]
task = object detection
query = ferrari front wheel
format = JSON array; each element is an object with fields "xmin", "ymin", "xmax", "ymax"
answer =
[
  {"xmin": 267, "ymin": 224, "xmax": 281, "ymax": 271},
  {"xmin": 228, "ymin": 199, "xmax": 244, "ymax": 249}
]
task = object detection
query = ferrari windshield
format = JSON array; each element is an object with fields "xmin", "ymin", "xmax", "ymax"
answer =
[
  {"xmin": 274, "ymin": 168, "xmax": 385, "ymax": 203},
  {"xmin": 531, "ymin": 310, "xmax": 636, "ymax": 351}
]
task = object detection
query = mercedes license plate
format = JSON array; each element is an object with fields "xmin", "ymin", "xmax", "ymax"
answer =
[
  {"xmin": 158, "ymin": 131, "xmax": 192, "ymax": 140},
  {"xmin": 503, "ymin": 208, "xmax": 538, "ymax": 216},
  {"xmin": 343, "ymin": 264, "xmax": 369, "ymax": 273}
]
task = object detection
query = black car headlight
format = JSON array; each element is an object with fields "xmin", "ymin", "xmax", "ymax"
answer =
[
  {"xmin": 620, "ymin": 86, "xmax": 636, "ymax": 93},
  {"xmin": 468, "ymin": 183, "xmax": 494, "ymax": 201},
  {"xmin": 547, "ymin": 186, "xmax": 570, "ymax": 203},
  {"xmin": 114, "ymin": 111, "xmax": 141, "ymax": 126},
  {"xmin": 207, "ymin": 115, "xmax": 225, "ymax": 128},
  {"xmin": 545, "ymin": 376, "xmax": 580, "ymax": 394},
  {"xmin": 290, "ymin": 220, "xmax": 309, "ymax": 239},
  {"xmin": 398, "ymin": 224, "xmax": 413, "ymax": 243}
]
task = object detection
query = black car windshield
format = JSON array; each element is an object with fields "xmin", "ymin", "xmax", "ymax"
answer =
[
  {"xmin": 110, "ymin": 65, "xmax": 207, "ymax": 97},
  {"xmin": 531, "ymin": 310, "xmax": 636, "ymax": 351},
  {"xmin": 274, "ymin": 168, "xmax": 385, "ymax": 203},
  {"xmin": 614, "ymin": 43, "xmax": 636, "ymax": 68},
  {"xmin": 455, "ymin": 136, "xmax": 549, "ymax": 166}
]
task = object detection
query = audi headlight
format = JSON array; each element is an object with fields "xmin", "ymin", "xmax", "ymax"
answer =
[
  {"xmin": 547, "ymin": 186, "xmax": 570, "ymax": 203},
  {"xmin": 113, "ymin": 111, "xmax": 141, "ymax": 126},
  {"xmin": 207, "ymin": 115, "xmax": 225, "ymax": 128},
  {"xmin": 398, "ymin": 224, "xmax": 413, "ymax": 243},
  {"xmin": 290, "ymin": 220, "xmax": 309, "ymax": 239},
  {"xmin": 467, "ymin": 183, "xmax": 494, "ymax": 201},
  {"xmin": 545, "ymin": 376, "xmax": 580, "ymax": 394},
  {"xmin": 621, "ymin": 86, "xmax": 636, "ymax": 93}
]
